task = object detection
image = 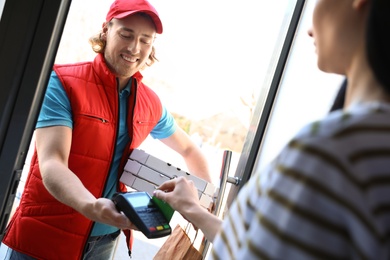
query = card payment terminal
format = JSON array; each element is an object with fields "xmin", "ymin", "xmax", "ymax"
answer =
[{"xmin": 112, "ymin": 191, "xmax": 172, "ymax": 239}]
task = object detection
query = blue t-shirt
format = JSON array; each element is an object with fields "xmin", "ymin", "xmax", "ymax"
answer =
[{"xmin": 37, "ymin": 71, "xmax": 176, "ymax": 236}]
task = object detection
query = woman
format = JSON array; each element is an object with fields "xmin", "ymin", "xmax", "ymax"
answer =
[{"xmin": 154, "ymin": 0, "xmax": 390, "ymax": 259}]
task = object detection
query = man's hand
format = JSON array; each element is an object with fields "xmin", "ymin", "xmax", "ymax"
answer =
[{"xmin": 82, "ymin": 198, "xmax": 138, "ymax": 230}]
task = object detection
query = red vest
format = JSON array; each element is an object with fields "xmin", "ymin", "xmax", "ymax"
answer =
[{"xmin": 2, "ymin": 54, "xmax": 162, "ymax": 260}]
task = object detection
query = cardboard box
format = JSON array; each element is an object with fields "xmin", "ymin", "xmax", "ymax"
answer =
[{"xmin": 120, "ymin": 149, "xmax": 216, "ymax": 210}]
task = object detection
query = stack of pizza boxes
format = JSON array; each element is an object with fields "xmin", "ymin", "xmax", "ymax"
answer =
[{"xmin": 120, "ymin": 149, "xmax": 216, "ymax": 211}]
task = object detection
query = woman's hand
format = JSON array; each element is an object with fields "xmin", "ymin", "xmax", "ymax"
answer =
[
  {"xmin": 153, "ymin": 177, "xmax": 201, "ymax": 215},
  {"xmin": 153, "ymin": 176, "xmax": 222, "ymax": 242}
]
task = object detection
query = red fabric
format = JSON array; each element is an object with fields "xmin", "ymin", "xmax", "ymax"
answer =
[
  {"xmin": 106, "ymin": 0, "xmax": 163, "ymax": 34},
  {"xmin": 2, "ymin": 53, "xmax": 162, "ymax": 260},
  {"xmin": 123, "ymin": 229, "xmax": 134, "ymax": 257}
]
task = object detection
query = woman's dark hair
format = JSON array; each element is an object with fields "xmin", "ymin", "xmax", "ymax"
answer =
[{"xmin": 366, "ymin": 0, "xmax": 390, "ymax": 93}]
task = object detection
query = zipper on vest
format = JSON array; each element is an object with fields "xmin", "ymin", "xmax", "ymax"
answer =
[
  {"xmin": 136, "ymin": 120, "xmax": 154, "ymax": 124},
  {"xmin": 83, "ymin": 115, "xmax": 108, "ymax": 123},
  {"xmin": 82, "ymin": 83, "xmax": 117, "ymax": 257}
]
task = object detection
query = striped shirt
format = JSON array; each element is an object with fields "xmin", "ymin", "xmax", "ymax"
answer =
[{"xmin": 211, "ymin": 102, "xmax": 390, "ymax": 260}]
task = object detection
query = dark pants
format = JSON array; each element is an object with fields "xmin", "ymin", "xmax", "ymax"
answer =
[{"xmin": 83, "ymin": 229, "xmax": 121, "ymax": 260}]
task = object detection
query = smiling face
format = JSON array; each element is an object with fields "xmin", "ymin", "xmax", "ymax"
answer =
[{"xmin": 102, "ymin": 13, "xmax": 156, "ymax": 88}]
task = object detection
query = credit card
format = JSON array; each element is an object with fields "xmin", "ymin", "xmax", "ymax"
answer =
[{"xmin": 152, "ymin": 196, "xmax": 175, "ymax": 221}]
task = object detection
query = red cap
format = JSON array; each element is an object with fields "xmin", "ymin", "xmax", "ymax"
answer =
[{"xmin": 106, "ymin": 0, "xmax": 163, "ymax": 34}]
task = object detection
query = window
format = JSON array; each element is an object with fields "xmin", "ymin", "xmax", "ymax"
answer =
[
  {"xmin": 254, "ymin": 0, "xmax": 344, "ymax": 173},
  {"xmin": 0, "ymin": 0, "xmax": 5, "ymax": 17}
]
